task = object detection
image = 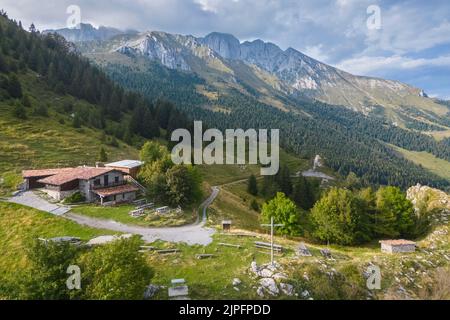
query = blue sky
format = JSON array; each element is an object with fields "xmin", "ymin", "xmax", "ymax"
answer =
[{"xmin": 2, "ymin": 0, "xmax": 450, "ymax": 99}]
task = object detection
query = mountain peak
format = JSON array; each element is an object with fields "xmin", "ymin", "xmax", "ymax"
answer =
[
  {"xmin": 200, "ymin": 32, "xmax": 241, "ymax": 59},
  {"xmin": 44, "ymin": 24, "xmax": 129, "ymax": 42}
]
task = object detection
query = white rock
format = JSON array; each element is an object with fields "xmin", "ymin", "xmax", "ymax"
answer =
[
  {"xmin": 280, "ymin": 283, "xmax": 294, "ymax": 296},
  {"xmin": 301, "ymin": 290, "xmax": 310, "ymax": 298},
  {"xmin": 257, "ymin": 287, "xmax": 265, "ymax": 298},
  {"xmin": 251, "ymin": 261, "xmax": 259, "ymax": 273},
  {"xmin": 259, "ymin": 278, "xmax": 279, "ymax": 296},
  {"xmin": 144, "ymin": 284, "xmax": 159, "ymax": 299},
  {"xmin": 232, "ymin": 278, "xmax": 242, "ymax": 286},
  {"xmin": 259, "ymin": 268, "xmax": 273, "ymax": 278},
  {"xmin": 273, "ymin": 273, "xmax": 288, "ymax": 281}
]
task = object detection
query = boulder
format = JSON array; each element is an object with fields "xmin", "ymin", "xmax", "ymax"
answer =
[
  {"xmin": 144, "ymin": 284, "xmax": 159, "ymax": 299},
  {"xmin": 301, "ymin": 290, "xmax": 311, "ymax": 299},
  {"xmin": 259, "ymin": 268, "xmax": 273, "ymax": 278},
  {"xmin": 280, "ymin": 283, "xmax": 294, "ymax": 296},
  {"xmin": 259, "ymin": 278, "xmax": 279, "ymax": 296},
  {"xmin": 232, "ymin": 278, "xmax": 242, "ymax": 286},
  {"xmin": 257, "ymin": 287, "xmax": 265, "ymax": 298},
  {"xmin": 273, "ymin": 273, "xmax": 288, "ymax": 281}
]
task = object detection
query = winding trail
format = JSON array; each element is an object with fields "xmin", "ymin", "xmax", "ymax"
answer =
[{"xmin": 64, "ymin": 187, "xmax": 220, "ymax": 246}]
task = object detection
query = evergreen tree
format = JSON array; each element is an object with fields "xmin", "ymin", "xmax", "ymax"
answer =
[
  {"xmin": 0, "ymin": 51, "xmax": 8, "ymax": 73},
  {"xmin": 292, "ymin": 177, "xmax": 315, "ymax": 210},
  {"xmin": 12, "ymin": 102, "xmax": 27, "ymax": 119},
  {"xmin": 247, "ymin": 174, "xmax": 258, "ymax": 196},
  {"xmin": 250, "ymin": 199, "xmax": 260, "ymax": 212},
  {"xmin": 98, "ymin": 147, "xmax": 108, "ymax": 162},
  {"xmin": 276, "ymin": 165, "xmax": 292, "ymax": 196},
  {"xmin": 29, "ymin": 23, "xmax": 36, "ymax": 33},
  {"xmin": 72, "ymin": 114, "xmax": 81, "ymax": 128},
  {"xmin": 21, "ymin": 94, "xmax": 32, "ymax": 107},
  {"xmin": 7, "ymin": 73, "xmax": 22, "ymax": 98},
  {"xmin": 33, "ymin": 104, "xmax": 48, "ymax": 117}
]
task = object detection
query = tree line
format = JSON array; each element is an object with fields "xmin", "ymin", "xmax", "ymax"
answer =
[{"xmin": 0, "ymin": 12, "xmax": 192, "ymax": 147}]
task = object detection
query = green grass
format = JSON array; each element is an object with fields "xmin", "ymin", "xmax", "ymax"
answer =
[
  {"xmin": 0, "ymin": 201, "xmax": 116, "ymax": 274},
  {"xmin": 391, "ymin": 145, "xmax": 450, "ymax": 181},
  {"xmin": 71, "ymin": 204, "xmax": 198, "ymax": 227},
  {"xmin": 146, "ymin": 234, "xmax": 301, "ymax": 300},
  {"xmin": 198, "ymin": 149, "xmax": 311, "ymax": 186}
]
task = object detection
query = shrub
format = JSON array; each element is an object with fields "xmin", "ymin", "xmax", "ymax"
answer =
[{"xmin": 63, "ymin": 192, "xmax": 85, "ymax": 204}]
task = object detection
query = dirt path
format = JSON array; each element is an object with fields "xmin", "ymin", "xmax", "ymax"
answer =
[{"xmin": 64, "ymin": 187, "xmax": 220, "ymax": 246}]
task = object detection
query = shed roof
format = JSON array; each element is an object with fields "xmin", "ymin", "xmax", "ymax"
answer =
[
  {"xmin": 379, "ymin": 240, "xmax": 416, "ymax": 246},
  {"xmin": 105, "ymin": 160, "xmax": 144, "ymax": 169}
]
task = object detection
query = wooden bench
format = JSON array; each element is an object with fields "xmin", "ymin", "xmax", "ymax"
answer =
[
  {"xmin": 218, "ymin": 242, "xmax": 242, "ymax": 249},
  {"xmin": 137, "ymin": 203, "xmax": 155, "ymax": 210},
  {"xmin": 129, "ymin": 208, "xmax": 145, "ymax": 217},
  {"xmin": 254, "ymin": 241, "xmax": 284, "ymax": 252},
  {"xmin": 156, "ymin": 249, "xmax": 180, "ymax": 255},
  {"xmin": 196, "ymin": 254, "xmax": 215, "ymax": 260},
  {"xmin": 133, "ymin": 199, "xmax": 146, "ymax": 206}
]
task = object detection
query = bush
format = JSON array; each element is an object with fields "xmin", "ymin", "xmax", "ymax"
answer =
[
  {"xmin": 63, "ymin": 192, "xmax": 85, "ymax": 204},
  {"xmin": 250, "ymin": 199, "xmax": 260, "ymax": 212},
  {"xmin": 0, "ymin": 171, "xmax": 22, "ymax": 192},
  {"xmin": 33, "ymin": 104, "xmax": 49, "ymax": 117},
  {"xmin": 12, "ymin": 102, "xmax": 27, "ymax": 119}
]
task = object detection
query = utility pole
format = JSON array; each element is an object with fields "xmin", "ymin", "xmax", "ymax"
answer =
[{"xmin": 261, "ymin": 217, "xmax": 284, "ymax": 266}]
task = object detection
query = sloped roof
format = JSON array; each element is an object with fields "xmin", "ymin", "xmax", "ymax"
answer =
[
  {"xmin": 379, "ymin": 240, "xmax": 416, "ymax": 246},
  {"xmin": 37, "ymin": 167, "xmax": 117, "ymax": 186},
  {"xmin": 105, "ymin": 160, "xmax": 144, "ymax": 169},
  {"xmin": 93, "ymin": 184, "xmax": 139, "ymax": 197},
  {"xmin": 23, "ymin": 168, "xmax": 76, "ymax": 178}
]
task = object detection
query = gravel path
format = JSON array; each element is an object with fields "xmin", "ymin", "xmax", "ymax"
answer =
[
  {"xmin": 8, "ymin": 191, "xmax": 70, "ymax": 215},
  {"xmin": 64, "ymin": 187, "xmax": 220, "ymax": 246}
]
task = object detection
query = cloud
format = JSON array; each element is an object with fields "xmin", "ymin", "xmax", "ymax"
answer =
[{"xmin": 336, "ymin": 55, "xmax": 450, "ymax": 75}]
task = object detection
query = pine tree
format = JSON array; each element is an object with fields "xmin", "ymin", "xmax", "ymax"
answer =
[
  {"xmin": 21, "ymin": 94, "xmax": 32, "ymax": 107},
  {"xmin": 72, "ymin": 114, "xmax": 81, "ymax": 128},
  {"xmin": 29, "ymin": 23, "xmax": 36, "ymax": 33},
  {"xmin": 7, "ymin": 73, "xmax": 22, "ymax": 98},
  {"xmin": 247, "ymin": 174, "xmax": 258, "ymax": 196},
  {"xmin": 0, "ymin": 51, "xmax": 8, "ymax": 73},
  {"xmin": 292, "ymin": 177, "xmax": 315, "ymax": 210},
  {"xmin": 12, "ymin": 102, "xmax": 27, "ymax": 119},
  {"xmin": 276, "ymin": 165, "xmax": 292, "ymax": 196},
  {"xmin": 98, "ymin": 147, "xmax": 108, "ymax": 162}
]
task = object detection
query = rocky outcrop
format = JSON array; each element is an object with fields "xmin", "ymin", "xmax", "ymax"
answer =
[
  {"xmin": 407, "ymin": 184, "xmax": 450, "ymax": 226},
  {"xmin": 250, "ymin": 262, "xmax": 293, "ymax": 298},
  {"xmin": 117, "ymin": 33, "xmax": 191, "ymax": 71}
]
